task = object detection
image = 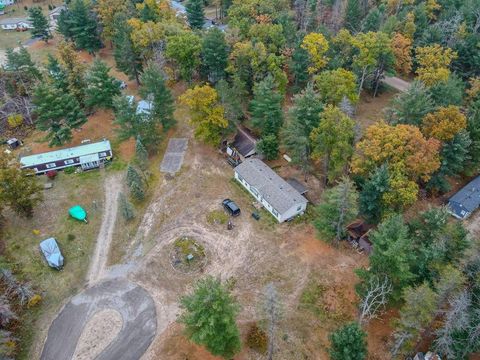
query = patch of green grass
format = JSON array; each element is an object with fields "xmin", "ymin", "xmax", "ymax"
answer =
[
  {"xmin": 299, "ymin": 280, "xmax": 327, "ymax": 318},
  {"xmin": 206, "ymin": 209, "xmax": 229, "ymax": 225},
  {"xmin": 107, "ymin": 158, "xmax": 128, "ymax": 171},
  {"xmin": 3, "ymin": 171, "xmax": 104, "ymax": 359},
  {"xmin": 0, "ymin": 31, "xmax": 30, "ymax": 50},
  {"xmin": 174, "ymin": 237, "xmax": 205, "ymax": 257}
]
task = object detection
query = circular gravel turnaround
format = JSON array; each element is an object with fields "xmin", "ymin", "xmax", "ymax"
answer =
[{"xmin": 41, "ymin": 279, "xmax": 157, "ymax": 360}]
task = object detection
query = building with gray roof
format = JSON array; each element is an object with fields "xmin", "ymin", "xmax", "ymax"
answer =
[
  {"xmin": 447, "ymin": 176, "xmax": 480, "ymax": 219},
  {"xmin": 234, "ymin": 158, "xmax": 308, "ymax": 222}
]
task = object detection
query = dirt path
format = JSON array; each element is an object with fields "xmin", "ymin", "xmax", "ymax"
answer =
[
  {"xmin": 383, "ymin": 76, "xmax": 411, "ymax": 92},
  {"xmin": 87, "ymin": 174, "xmax": 122, "ymax": 285}
]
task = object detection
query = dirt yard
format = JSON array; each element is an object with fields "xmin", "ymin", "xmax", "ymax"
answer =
[{"xmin": 96, "ymin": 105, "xmax": 392, "ymax": 358}]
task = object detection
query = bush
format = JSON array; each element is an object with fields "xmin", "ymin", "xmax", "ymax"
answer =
[
  {"xmin": 46, "ymin": 170, "xmax": 58, "ymax": 179},
  {"xmin": 246, "ymin": 323, "xmax": 268, "ymax": 354},
  {"xmin": 206, "ymin": 210, "xmax": 229, "ymax": 225},
  {"xmin": 48, "ymin": 4, "xmax": 53, "ymax": 10},
  {"xmin": 7, "ymin": 114, "xmax": 23, "ymax": 128},
  {"xmin": 27, "ymin": 294, "xmax": 42, "ymax": 308},
  {"xmin": 64, "ymin": 166, "xmax": 76, "ymax": 174},
  {"xmin": 67, "ymin": 234, "xmax": 76, "ymax": 241},
  {"xmin": 24, "ymin": 6, "xmax": 28, "ymax": 10}
]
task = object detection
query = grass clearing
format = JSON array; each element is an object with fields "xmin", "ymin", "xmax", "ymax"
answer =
[
  {"xmin": 2, "ymin": 170, "xmax": 105, "ymax": 359},
  {"xmin": 0, "ymin": 31, "xmax": 30, "ymax": 50},
  {"xmin": 206, "ymin": 209, "xmax": 229, "ymax": 225}
]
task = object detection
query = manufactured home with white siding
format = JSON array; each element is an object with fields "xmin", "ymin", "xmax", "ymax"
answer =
[
  {"xmin": 234, "ymin": 158, "xmax": 308, "ymax": 222},
  {"xmin": 20, "ymin": 140, "xmax": 112, "ymax": 174}
]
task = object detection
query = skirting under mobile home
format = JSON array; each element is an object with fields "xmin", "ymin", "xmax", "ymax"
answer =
[{"xmin": 234, "ymin": 158, "xmax": 308, "ymax": 222}]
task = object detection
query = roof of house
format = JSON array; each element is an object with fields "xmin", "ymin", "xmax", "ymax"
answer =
[
  {"xmin": 137, "ymin": 100, "xmax": 153, "ymax": 115},
  {"xmin": 0, "ymin": 17, "xmax": 31, "ymax": 25},
  {"xmin": 231, "ymin": 126, "xmax": 257, "ymax": 157},
  {"xmin": 347, "ymin": 219, "xmax": 373, "ymax": 239},
  {"xmin": 20, "ymin": 139, "xmax": 111, "ymax": 167},
  {"xmin": 448, "ymin": 176, "xmax": 480, "ymax": 218},
  {"xmin": 49, "ymin": 5, "xmax": 66, "ymax": 15},
  {"xmin": 234, "ymin": 158, "xmax": 307, "ymax": 214},
  {"xmin": 286, "ymin": 178, "xmax": 308, "ymax": 195}
]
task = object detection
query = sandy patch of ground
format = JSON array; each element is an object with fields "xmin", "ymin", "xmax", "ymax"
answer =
[
  {"xmin": 72, "ymin": 309, "xmax": 123, "ymax": 360},
  {"xmin": 87, "ymin": 174, "xmax": 122, "ymax": 285}
]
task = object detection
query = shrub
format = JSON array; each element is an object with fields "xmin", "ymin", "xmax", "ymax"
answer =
[
  {"xmin": 64, "ymin": 166, "xmax": 76, "ymax": 174},
  {"xmin": 46, "ymin": 170, "xmax": 57, "ymax": 179},
  {"xmin": 246, "ymin": 323, "xmax": 268, "ymax": 354},
  {"xmin": 67, "ymin": 234, "xmax": 76, "ymax": 241},
  {"xmin": 27, "ymin": 294, "xmax": 42, "ymax": 308},
  {"xmin": 24, "ymin": 6, "xmax": 28, "ymax": 10},
  {"xmin": 7, "ymin": 114, "xmax": 23, "ymax": 128}
]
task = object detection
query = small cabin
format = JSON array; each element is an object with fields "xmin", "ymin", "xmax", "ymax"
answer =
[
  {"xmin": 447, "ymin": 175, "xmax": 480, "ymax": 220},
  {"xmin": 347, "ymin": 220, "xmax": 374, "ymax": 254},
  {"xmin": 20, "ymin": 139, "xmax": 112, "ymax": 174}
]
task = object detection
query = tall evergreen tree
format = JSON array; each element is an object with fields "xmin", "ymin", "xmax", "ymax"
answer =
[
  {"xmin": 68, "ymin": 0, "xmax": 102, "ymax": 53},
  {"xmin": 291, "ymin": 44, "xmax": 310, "ymax": 92},
  {"xmin": 282, "ymin": 84, "xmax": 323, "ymax": 176},
  {"xmin": 57, "ymin": 41, "xmax": 87, "ymax": 106},
  {"xmin": 359, "ymin": 164, "xmax": 390, "ymax": 224},
  {"xmin": 113, "ymin": 95, "xmax": 162, "ymax": 148},
  {"xmin": 46, "ymin": 54, "xmax": 69, "ymax": 92},
  {"xmin": 329, "ymin": 322, "xmax": 367, "ymax": 360},
  {"xmin": 179, "ymin": 276, "xmax": 241, "ymax": 359},
  {"xmin": 135, "ymin": 137, "xmax": 149, "ymax": 171},
  {"xmin": 113, "ymin": 15, "xmax": 143, "ymax": 85},
  {"xmin": 250, "ymin": 76, "xmax": 283, "ymax": 137},
  {"xmin": 57, "ymin": 8, "xmax": 74, "ymax": 41},
  {"xmin": 126, "ymin": 164, "xmax": 142, "ymax": 187},
  {"xmin": 33, "ymin": 83, "xmax": 87, "ymax": 146},
  {"xmin": 201, "ymin": 28, "xmax": 229, "ymax": 83},
  {"xmin": 3, "ymin": 47, "xmax": 41, "ymax": 95},
  {"xmin": 139, "ymin": 62, "xmax": 176, "ymax": 131},
  {"xmin": 467, "ymin": 101, "xmax": 480, "ymax": 168},
  {"xmin": 257, "ymin": 134, "xmax": 279, "ymax": 160},
  {"xmin": 129, "ymin": 177, "xmax": 145, "ymax": 201},
  {"xmin": 28, "ymin": 7, "xmax": 52, "ymax": 43},
  {"xmin": 186, "ymin": 0, "xmax": 205, "ymax": 29},
  {"xmin": 344, "ymin": 0, "xmax": 362, "ymax": 33},
  {"xmin": 85, "ymin": 59, "xmax": 121, "ymax": 109},
  {"xmin": 118, "ymin": 192, "xmax": 135, "ymax": 221},
  {"xmin": 314, "ymin": 177, "xmax": 359, "ymax": 245},
  {"xmin": 216, "ymin": 77, "xmax": 247, "ymax": 123}
]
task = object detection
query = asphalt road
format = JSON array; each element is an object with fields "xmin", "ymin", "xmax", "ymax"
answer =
[{"xmin": 40, "ymin": 279, "xmax": 157, "ymax": 360}]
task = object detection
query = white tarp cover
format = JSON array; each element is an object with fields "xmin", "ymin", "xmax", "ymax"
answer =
[{"xmin": 40, "ymin": 238, "xmax": 64, "ymax": 269}]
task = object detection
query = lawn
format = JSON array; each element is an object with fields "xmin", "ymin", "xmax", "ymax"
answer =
[
  {"xmin": 0, "ymin": 30, "xmax": 30, "ymax": 50},
  {"xmin": 2, "ymin": 170, "xmax": 106, "ymax": 359}
]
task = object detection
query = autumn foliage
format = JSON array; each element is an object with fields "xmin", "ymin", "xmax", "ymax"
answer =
[
  {"xmin": 421, "ymin": 106, "xmax": 467, "ymax": 141},
  {"xmin": 352, "ymin": 122, "xmax": 441, "ymax": 182},
  {"xmin": 391, "ymin": 33, "xmax": 412, "ymax": 75},
  {"xmin": 415, "ymin": 45, "xmax": 458, "ymax": 86}
]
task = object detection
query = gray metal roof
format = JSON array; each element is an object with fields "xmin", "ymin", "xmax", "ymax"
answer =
[
  {"xmin": 20, "ymin": 140, "xmax": 111, "ymax": 167},
  {"xmin": 448, "ymin": 175, "xmax": 480, "ymax": 219},
  {"xmin": 0, "ymin": 17, "xmax": 31, "ymax": 25},
  {"xmin": 234, "ymin": 158, "xmax": 307, "ymax": 214}
]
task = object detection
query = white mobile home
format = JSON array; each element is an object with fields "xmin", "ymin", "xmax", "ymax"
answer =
[
  {"xmin": 234, "ymin": 158, "xmax": 308, "ymax": 222},
  {"xmin": 0, "ymin": 18, "xmax": 33, "ymax": 30}
]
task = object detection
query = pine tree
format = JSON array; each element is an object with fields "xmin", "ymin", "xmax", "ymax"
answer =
[
  {"xmin": 329, "ymin": 322, "xmax": 367, "ymax": 360},
  {"xmin": 257, "ymin": 134, "xmax": 279, "ymax": 160},
  {"xmin": 216, "ymin": 76, "xmax": 247, "ymax": 123},
  {"xmin": 46, "ymin": 54, "xmax": 69, "ymax": 92},
  {"xmin": 179, "ymin": 276, "xmax": 241, "ymax": 359},
  {"xmin": 126, "ymin": 164, "xmax": 142, "ymax": 187},
  {"xmin": 344, "ymin": 0, "xmax": 362, "ymax": 33},
  {"xmin": 68, "ymin": 0, "xmax": 102, "ymax": 53},
  {"xmin": 250, "ymin": 76, "xmax": 283, "ymax": 137},
  {"xmin": 359, "ymin": 164, "xmax": 389, "ymax": 223},
  {"xmin": 139, "ymin": 62, "xmax": 176, "ymax": 130},
  {"xmin": 186, "ymin": 0, "xmax": 205, "ymax": 29},
  {"xmin": 202, "ymin": 28, "xmax": 229, "ymax": 83},
  {"xmin": 3, "ymin": 47, "xmax": 41, "ymax": 95},
  {"xmin": 135, "ymin": 137, "xmax": 148, "ymax": 171},
  {"xmin": 291, "ymin": 44, "xmax": 310, "ymax": 92},
  {"xmin": 33, "ymin": 83, "xmax": 87, "ymax": 146},
  {"xmin": 57, "ymin": 8, "xmax": 74, "ymax": 41},
  {"xmin": 129, "ymin": 178, "xmax": 145, "ymax": 201},
  {"xmin": 28, "ymin": 6, "xmax": 52, "ymax": 43},
  {"xmin": 361, "ymin": 6, "xmax": 382, "ymax": 32},
  {"xmin": 118, "ymin": 192, "xmax": 135, "ymax": 221},
  {"xmin": 113, "ymin": 15, "xmax": 143, "ymax": 85},
  {"xmin": 467, "ymin": 101, "xmax": 480, "ymax": 168},
  {"xmin": 113, "ymin": 95, "xmax": 162, "ymax": 147},
  {"xmin": 282, "ymin": 84, "xmax": 323, "ymax": 176},
  {"xmin": 85, "ymin": 59, "xmax": 121, "ymax": 109},
  {"xmin": 314, "ymin": 177, "xmax": 359, "ymax": 245}
]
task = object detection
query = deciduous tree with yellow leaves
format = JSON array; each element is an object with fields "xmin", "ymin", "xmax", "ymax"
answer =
[
  {"xmin": 415, "ymin": 45, "xmax": 458, "ymax": 86},
  {"xmin": 422, "ymin": 106, "xmax": 467, "ymax": 141},
  {"xmin": 314, "ymin": 68, "xmax": 359, "ymax": 105},
  {"xmin": 179, "ymin": 85, "xmax": 228, "ymax": 145},
  {"xmin": 301, "ymin": 32, "xmax": 329, "ymax": 74},
  {"xmin": 352, "ymin": 122, "xmax": 441, "ymax": 182}
]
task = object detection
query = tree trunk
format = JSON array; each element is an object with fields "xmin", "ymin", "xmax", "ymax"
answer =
[
  {"xmin": 323, "ymin": 152, "xmax": 330, "ymax": 186},
  {"xmin": 357, "ymin": 67, "xmax": 367, "ymax": 98}
]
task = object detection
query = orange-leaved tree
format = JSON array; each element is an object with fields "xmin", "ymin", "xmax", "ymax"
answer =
[
  {"xmin": 421, "ymin": 106, "xmax": 467, "ymax": 142},
  {"xmin": 391, "ymin": 33, "xmax": 412, "ymax": 75},
  {"xmin": 352, "ymin": 121, "xmax": 441, "ymax": 182}
]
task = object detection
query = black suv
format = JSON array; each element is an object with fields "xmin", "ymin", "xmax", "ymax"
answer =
[{"xmin": 222, "ymin": 199, "xmax": 241, "ymax": 217}]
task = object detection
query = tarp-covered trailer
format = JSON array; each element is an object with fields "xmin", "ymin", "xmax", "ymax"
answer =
[{"xmin": 39, "ymin": 238, "xmax": 64, "ymax": 270}]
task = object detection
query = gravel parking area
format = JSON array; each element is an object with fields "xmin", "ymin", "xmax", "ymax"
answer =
[{"xmin": 160, "ymin": 138, "xmax": 188, "ymax": 174}]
